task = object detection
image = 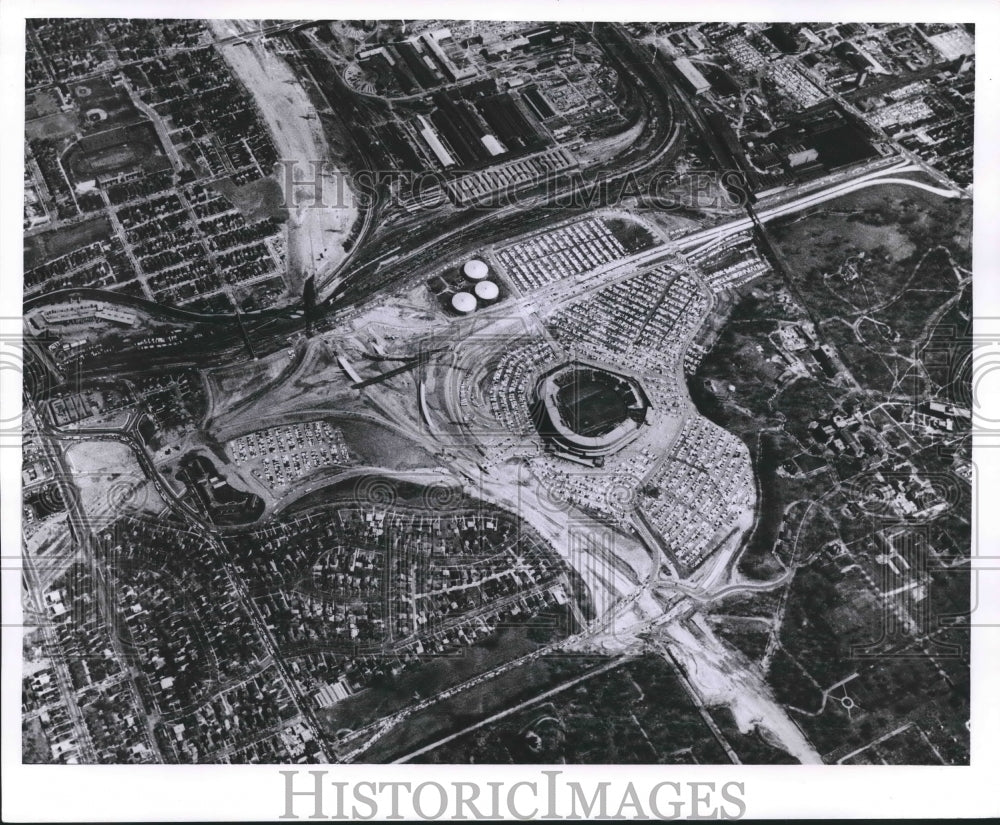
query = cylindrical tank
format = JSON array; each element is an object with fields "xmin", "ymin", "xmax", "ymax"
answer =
[
  {"xmin": 474, "ymin": 280, "xmax": 499, "ymax": 301},
  {"xmin": 451, "ymin": 292, "xmax": 477, "ymax": 314},
  {"xmin": 463, "ymin": 259, "xmax": 489, "ymax": 280}
]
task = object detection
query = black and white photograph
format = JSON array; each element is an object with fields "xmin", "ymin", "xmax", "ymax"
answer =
[{"xmin": 2, "ymin": 1, "xmax": 997, "ymax": 821}]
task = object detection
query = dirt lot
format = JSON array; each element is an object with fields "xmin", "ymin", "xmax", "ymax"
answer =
[{"xmin": 64, "ymin": 439, "xmax": 166, "ymax": 522}]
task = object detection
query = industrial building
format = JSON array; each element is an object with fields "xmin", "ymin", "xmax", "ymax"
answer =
[
  {"xmin": 417, "ymin": 114, "xmax": 456, "ymax": 168},
  {"xmin": 672, "ymin": 57, "xmax": 711, "ymax": 95}
]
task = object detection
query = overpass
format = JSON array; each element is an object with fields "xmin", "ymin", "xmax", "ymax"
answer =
[{"xmin": 350, "ymin": 348, "xmax": 446, "ymax": 389}]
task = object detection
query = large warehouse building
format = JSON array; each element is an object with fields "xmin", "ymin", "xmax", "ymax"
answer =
[{"xmin": 673, "ymin": 57, "xmax": 711, "ymax": 95}]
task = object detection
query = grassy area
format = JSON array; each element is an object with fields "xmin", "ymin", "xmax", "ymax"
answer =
[
  {"xmin": 25, "ymin": 111, "xmax": 78, "ymax": 141},
  {"xmin": 22, "ymin": 716, "xmax": 53, "ymax": 763},
  {"xmin": 319, "ymin": 610, "xmax": 577, "ymax": 746},
  {"xmin": 712, "ymin": 622, "xmax": 770, "ymax": 663},
  {"xmin": 361, "ymin": 648, "xmax": 602, "ymax": 762},
  {"xmin": 556, "ymin": 369, "xmax": 628, "ymax": 436},
  {"xmin": 413, "ymin": 654, "xmax": 731, "ymax": 764},
  {"xmin": 66, "ymin": 139, "xmax": 155, "ymax": 179},
  {"xmin": 25, "ymin": 216, "xmax": 113, "ymax": 269},
  {"xmin": 605, "ymin": 217, "xmax": 656, "ymax": 252},
  {"xmin": 213, "ymin": 175, "xmax": 287, "ymax": 223},
  {"xmin": 336, "ymin": 419, "xmax": 437, "ymax": 471}
]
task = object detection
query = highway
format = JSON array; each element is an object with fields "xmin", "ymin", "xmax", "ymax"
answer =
[{"xmin": 678, "ymin": 159, "xmax": 941, "ymax": 253}]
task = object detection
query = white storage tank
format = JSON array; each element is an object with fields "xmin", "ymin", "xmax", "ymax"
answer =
[
  {"xmin": 463, "ymin": 259, "xmax": 489, "ymax": 280},
  {"xmin": 474, "ymin": 280, "xmax": 499, "ymax": 301},
  {"xmin": 451, "ymin": 292, "xmax": 478, "ymax": 314}
]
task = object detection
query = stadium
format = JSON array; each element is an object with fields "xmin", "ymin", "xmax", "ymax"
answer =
[
  {"xmin": 62, "ymin": 121, "xmax": 170, "ymax": 191},
  {"xmin": 531, "ymin": 362, "xmax": 650, "ymax": 465}
]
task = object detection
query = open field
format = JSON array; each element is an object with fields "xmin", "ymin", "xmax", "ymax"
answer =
[
  {"xmin": 65, "ymin": 134, "xmax": 159, "ymax": 181},
  {"xmin": 89, "ymin": 143, "xmax": 152, "ymax": 175},
  {"xmin": 25, "ymin": 111, "xmax": 78, "ymax": 142}
]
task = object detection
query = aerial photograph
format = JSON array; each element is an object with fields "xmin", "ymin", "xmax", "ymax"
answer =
[{"xmin": 20, "ymin": 18, "xmax": 972, "ymax": 766}]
